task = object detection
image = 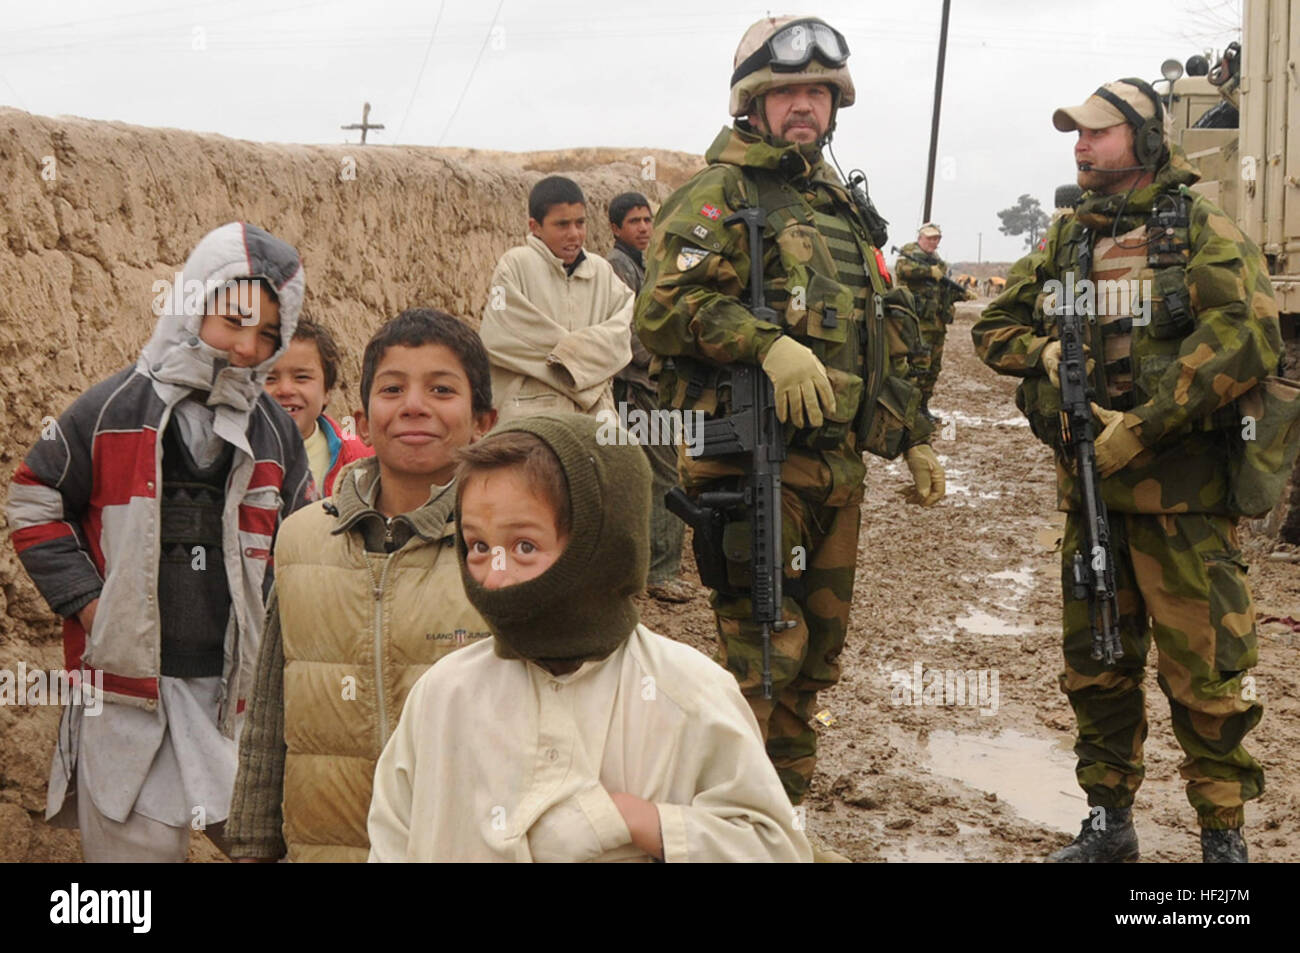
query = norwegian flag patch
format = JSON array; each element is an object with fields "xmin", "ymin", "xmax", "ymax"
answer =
[{"xmin": 700, "ymin": 204, "xmax": 721, "ymax": 220}]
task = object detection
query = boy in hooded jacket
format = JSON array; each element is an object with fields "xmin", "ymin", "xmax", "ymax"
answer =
[
  {"xmin": 366, "ymin": 412, "xmax": 812, "ymax": 862},
  {"xmin": 6, "ymin": 222, "xmax": 313, "ymax": 861}
]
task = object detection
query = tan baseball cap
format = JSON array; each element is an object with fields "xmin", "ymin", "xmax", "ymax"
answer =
[
  {"xmin": 1052, "ymin": 80, "xmax": 1157, "ymax": 132},
  {"xmin": 918, "ymin": 222, "xmax": 941, "ymax": 238}
]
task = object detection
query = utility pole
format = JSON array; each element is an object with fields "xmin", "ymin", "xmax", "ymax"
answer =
[
  {"xmin": 342, "ymin": 102, "xmax": 385, "ymax": 145},
  {"xmin": 922, "ymin": 0, "xmax": 952, "ymax": 223},
  {"xmin": 978, "ymin": 232, "xmax": 982, "ymax": 264}
]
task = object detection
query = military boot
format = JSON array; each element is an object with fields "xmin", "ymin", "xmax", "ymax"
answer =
[
  {"xmin": 1201, "ymin": 828, "xmax": 1248, "ymax": 863},
  {"xmin": 1045, "ymin": 807, "xmax": 1139, "ymax": 863}
]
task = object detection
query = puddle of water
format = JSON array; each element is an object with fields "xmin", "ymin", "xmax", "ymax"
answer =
[
  {"xmin": 955, "ymin": 609, "xmax": 1030, "ymax": 636},
  {"xmin": 927, "ymin": 728, "xmax": 1082, "ymax": 833},
  {"xmin": 988, "ymin": 568, "xmax": 1034, "ymax": 589}
]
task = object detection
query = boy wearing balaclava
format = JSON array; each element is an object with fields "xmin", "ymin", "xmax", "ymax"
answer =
[
  {"xmin": 366, "ymin": 412, "xmax": 811, "ymax": 862},
  {"xmin": 6, "ymin": 223, "xmax": 313, "ymax": 861}
]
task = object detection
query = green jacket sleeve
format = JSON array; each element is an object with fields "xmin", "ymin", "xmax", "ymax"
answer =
[
  {"xmin": 635, "ymin": 169, "xmax": 784, "ymax": 367},
  {"xmin": 970, "ymin": 228, "xmax": 1061, "ymax": 378},
  {"xmin": 1128, "ymin": 200, "xmax": 1282, "ymax": 447}
]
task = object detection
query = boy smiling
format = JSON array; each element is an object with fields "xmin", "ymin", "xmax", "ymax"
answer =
[{"xmin": 228, "ymin": 308, "xmax": 496, "ymax": 862}]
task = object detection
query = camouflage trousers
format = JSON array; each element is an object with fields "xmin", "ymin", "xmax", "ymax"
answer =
[
  {"xmin": 614, "ymin": 379, "xmax": 684, "ymax": 585},
  {"xmin": 1060, "ymin": 511, "xmax": 1264, "ymax": 829},
  {"xmin": 916, "ymin": 314, "xmax": 949, "ymax": 402},
  {"xmin": 710, "ymin": 481, "xmax": 860, "ymax": 805}
]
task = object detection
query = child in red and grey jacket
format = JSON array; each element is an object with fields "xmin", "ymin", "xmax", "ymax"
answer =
[
  {"xmin": 6, "ymin": 222, "xmax": 314, "ymax": 862},
  {"xmin": 265, "ymin": 317, "xmax": 374, "ymax": 497}
]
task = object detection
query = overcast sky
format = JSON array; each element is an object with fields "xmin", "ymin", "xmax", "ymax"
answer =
[{"xmin": 0, "ymin": 0, "xmax": 1243, "ymax": 261}]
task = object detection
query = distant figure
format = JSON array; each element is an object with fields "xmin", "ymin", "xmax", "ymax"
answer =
[
  {"xmin": 893, "ymin": 223, "xmax": 971, "ymax": 424},
  {"xmin": 479, "ymin": 175, "xmax": 632, "ymax": 425},
  {"xmin": 607, "ymin": 191, "xmax": 691, "ymax": 604}
]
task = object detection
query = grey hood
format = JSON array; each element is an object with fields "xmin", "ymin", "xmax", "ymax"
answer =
[{"xmin": 138, "ymin": 222, "xmax": 305, "ymax": 455}]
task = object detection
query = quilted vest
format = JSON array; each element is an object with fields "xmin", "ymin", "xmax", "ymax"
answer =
[{"xmin": 274, "ymin": 491, "xmax": 490, "ymax": 862}]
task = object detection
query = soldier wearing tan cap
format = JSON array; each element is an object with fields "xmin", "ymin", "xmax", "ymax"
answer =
[
  {"xmin": 894, "ymin": 222, "xmax": 969, "ymax": 422},
  {"xmin": 972, "ymin": 78, "xmax": 1286, "ymax": 863}
]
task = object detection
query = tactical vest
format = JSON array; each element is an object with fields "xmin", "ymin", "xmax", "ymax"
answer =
[
  {"xmin": 1054, "ymin": 188, "xmax": 1232, "ymax": 426},
  {"xmin": 1021, "ymin": 185, "xmax": 1300, "ymax": 516},
  {"xmin": 666, "ymin": 165, "xmax": 924, "ymax": 459}
]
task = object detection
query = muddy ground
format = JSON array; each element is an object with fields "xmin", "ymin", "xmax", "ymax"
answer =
[{"xmin": 640, "ymin": 300, "xmax": 1300, "ymax": 863}]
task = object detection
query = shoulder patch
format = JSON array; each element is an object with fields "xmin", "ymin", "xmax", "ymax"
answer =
[
  {"xmin": 700, "ymin": 204, "xmax": 722, "ymax": 221},
  {"xmin": 676, "ymin": 247, "xmax": 710, "ymax": 271},
  {"xmin": 691, "ymin": 223, "xmax": 710, "ymax": 241}
]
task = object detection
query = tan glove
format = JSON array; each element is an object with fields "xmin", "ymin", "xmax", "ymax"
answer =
[
  {"xmin": 760, "ymin": 336, "xmax": 836, "ymax": 429},
  {"xmin": 903, "ymin": 444, "xmax": 946, "ymax": 506},
  {"xmin": 1090, "ymin": 402, "xmax": 1146, "ymax": 477},
  {"xmin": 1042, "ymin": 339, "xmax": 1094, "ymax": 387}
]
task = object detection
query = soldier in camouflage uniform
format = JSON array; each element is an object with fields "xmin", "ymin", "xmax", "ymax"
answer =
[
  {"xmin": 972, "ymin": 79, "xmax": 1282, "ymax": 863},
  {"xmin": 894, "ymin": 223, "xmax": 971, "ymax": 423},
  {"xmin": 636, "ymin": 15, "xmax": 942, "ymax": 809}
]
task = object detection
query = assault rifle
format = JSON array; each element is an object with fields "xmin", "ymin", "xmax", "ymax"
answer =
[
  {"xmin": 1058, "ymin": 241, "xmax": 1123, "ymax": 665},
  {"xmin": 664, "ymin": 206, "xmax": 793, "ymax": 698},
  {"xmin": 891, "ymin": 245, "xmax": 970, "ymax": 300}
]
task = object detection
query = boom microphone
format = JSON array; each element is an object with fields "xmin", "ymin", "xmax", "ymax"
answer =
[{"xmin": 1078, "ymin": 163, "xmax": 1148, "ymax": 174}]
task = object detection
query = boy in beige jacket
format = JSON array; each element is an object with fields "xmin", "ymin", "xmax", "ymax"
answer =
[
  {"xmin": 367, "ymin": 413, "xmax": 812, "ymax": 862},
  {"xmin": 227, "ymin": 309, "xmax": 497, "ymax": 861},
  {"xmin": 479, "ymin": 176, "xmax": 633, "ymax": 424}
]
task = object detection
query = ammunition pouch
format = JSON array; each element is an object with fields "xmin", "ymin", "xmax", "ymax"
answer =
[{"xmin": 1227, "ymin": 375, "xmax": 1300, "ymax": 518}]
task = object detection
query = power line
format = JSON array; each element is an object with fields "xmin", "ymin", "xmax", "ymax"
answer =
[
  {"xmin": 436, "ymin": 0, "xmax": 507, "ymax": 147},
  {"xmin": 395, "ymin": 1, "xmax": 445, "ymax": 143}
]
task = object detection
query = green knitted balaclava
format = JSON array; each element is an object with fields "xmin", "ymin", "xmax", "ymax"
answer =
[{"xmin": 455, "ymin": 412, "xmax": 651, "ymax": 663}]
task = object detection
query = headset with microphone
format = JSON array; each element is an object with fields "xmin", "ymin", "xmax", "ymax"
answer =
[{"xmin": 1087, "ymin": 77, "xmax": 1167, "ymax": 172}]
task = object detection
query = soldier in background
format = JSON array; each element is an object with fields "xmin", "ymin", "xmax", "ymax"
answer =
[
  {"xmin": 636, "ymin": 15, "xmax": 941, "ymax": 821},
  {"xmin": 972, "ymin": 78, "xmax": 1281, "ymax": 863},
  {"xmin": 608, "ymin": 191, "xmax": 692, "ymax": 603},
  {"xmin": 894, "ymin": 223, "xmax": 970, "ymax": 423}
]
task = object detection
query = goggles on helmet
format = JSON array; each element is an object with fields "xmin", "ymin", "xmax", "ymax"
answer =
[{"xmin": 731, "ymin": 18, "xmax": 851, "ymax": 87}]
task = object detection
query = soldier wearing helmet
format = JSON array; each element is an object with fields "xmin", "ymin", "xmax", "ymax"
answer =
[{"xmin": 635, "ymin": 15, "xmax": 943, "ymax": 818}]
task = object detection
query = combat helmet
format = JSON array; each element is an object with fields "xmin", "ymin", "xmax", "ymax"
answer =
[{"xmin": 730, "ymin": 15, "xmax": 856, "ymax": 118}]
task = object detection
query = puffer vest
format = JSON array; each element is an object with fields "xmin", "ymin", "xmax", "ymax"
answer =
[{"xmin": 274, "ymin": 464, "xmax": 490, "ymax": 861}]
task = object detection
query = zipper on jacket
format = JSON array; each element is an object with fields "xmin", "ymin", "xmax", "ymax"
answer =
[{"xmin": 367, "ymin": 554, "xmax": 397, "ymax": 751}]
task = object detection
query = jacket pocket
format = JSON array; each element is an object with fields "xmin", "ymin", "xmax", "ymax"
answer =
[
  {"xmin": 858, "ymin": 374, "xmax": 922, "ymax": 459},
  {"xmin": 1015, "ymin": 375, "xmax": 1066, "ymax": 455}
]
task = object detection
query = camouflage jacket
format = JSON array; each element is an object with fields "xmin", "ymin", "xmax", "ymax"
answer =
[
  {"xmin": 635, "ymin": 123, "xmax": 931, "ymax": 504},
  {"xmin": 972, "ymin": 148, "xmax": 1282, "ymax": 514},
  {"xmin": 895, "ymin": 242, "xmax": 957, "ymax": 326}
]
